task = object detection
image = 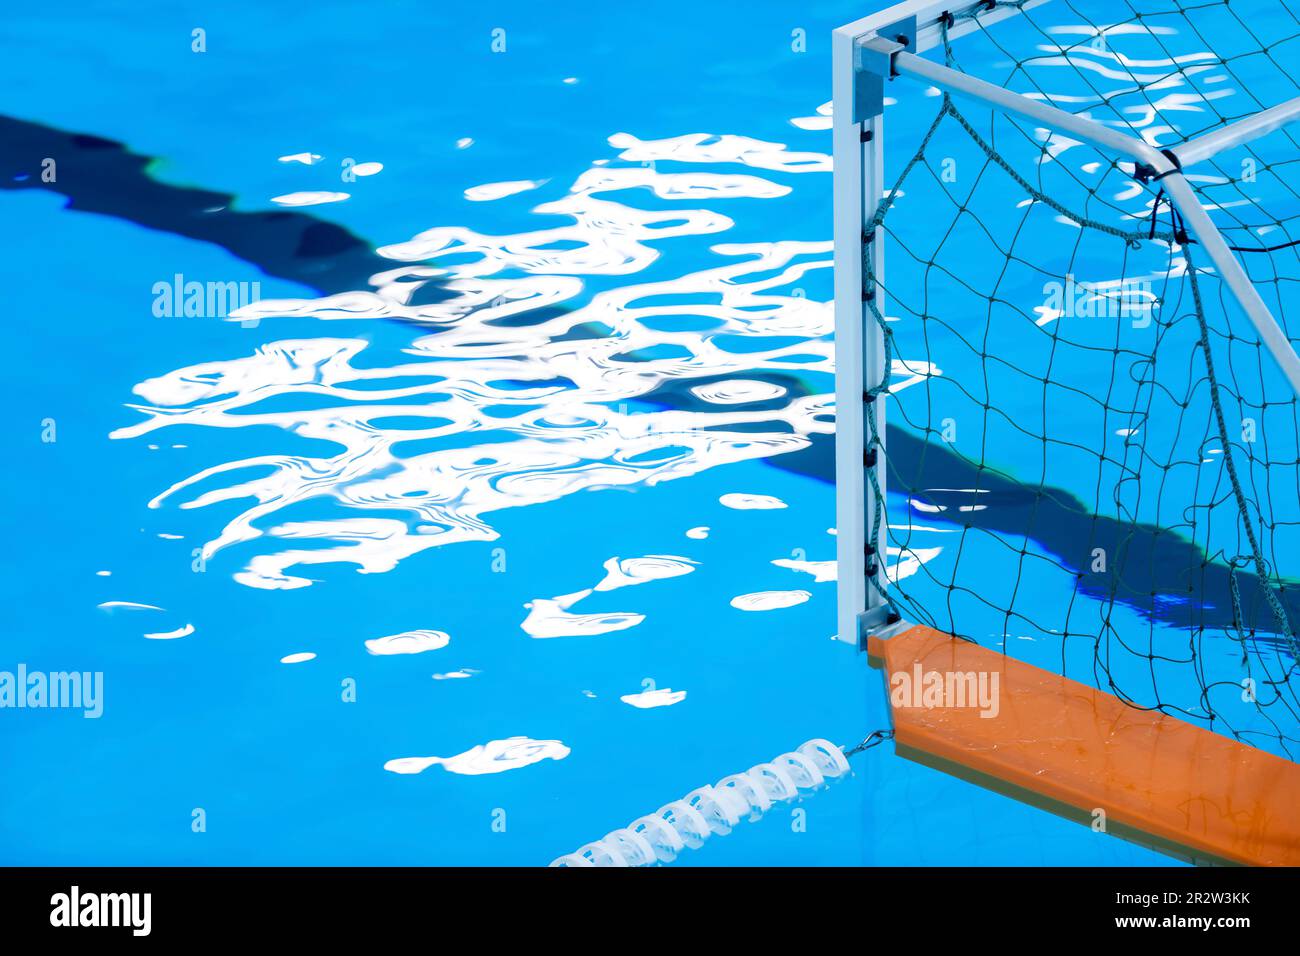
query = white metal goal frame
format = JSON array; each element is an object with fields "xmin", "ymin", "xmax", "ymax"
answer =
[{"xmin": 832, "ymin": 0, "xmax": 1300, "ymax": 647}]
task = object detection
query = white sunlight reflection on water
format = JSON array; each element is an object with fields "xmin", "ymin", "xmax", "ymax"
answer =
[
  {"xmin": 111, "ymin": 130, "xmax": 851, "ymax": 591},
  {"xmin": 114, "ymin": 22, "xmax": 1228, "ymax": 594}
]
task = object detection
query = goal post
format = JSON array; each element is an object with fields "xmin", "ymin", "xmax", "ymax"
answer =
[
  {"xmin": 833, "ymin": 0, "xmax": 1300, "ymax": 649},
  {"xmin": 832, "ymin": 0, "xmax": 1050, "ymax": 648}
]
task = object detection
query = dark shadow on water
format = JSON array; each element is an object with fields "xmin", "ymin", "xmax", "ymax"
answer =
[
  {"xmin": 0, "ymin": 113, "xmax": 452, "ymax": 301},
  {"xmin": 650, "ymin": 373, "xmax": 1298, "ymax": 648},
  {"xmin": 782, "ymin": 430, "xmax": 1297, "ymax": 649}
]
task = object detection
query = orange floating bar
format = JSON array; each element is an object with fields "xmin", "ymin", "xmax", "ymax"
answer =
[{"xmin": 868, "ymin": 624, "xmax": 1300, "ymax": 866}]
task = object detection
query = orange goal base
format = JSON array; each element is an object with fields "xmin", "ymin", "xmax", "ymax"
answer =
[{"xmin": 867, "ymin": 624, "xmax": 1300, "ymax": 866}]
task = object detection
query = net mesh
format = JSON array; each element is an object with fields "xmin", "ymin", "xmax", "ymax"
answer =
[{"xmin": 865, "ymin": 0, "xmax": 1300, "ymax": 758}]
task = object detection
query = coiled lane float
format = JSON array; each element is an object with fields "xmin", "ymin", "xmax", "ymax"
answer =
[{"xmin": 549, "ymin": 739, "xmax": 853, "ymax": 867}]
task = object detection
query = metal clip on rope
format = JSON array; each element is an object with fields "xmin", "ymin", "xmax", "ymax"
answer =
[{"xmin": 549, "ymin": 738, "xmax": 855, "ymax": 867}]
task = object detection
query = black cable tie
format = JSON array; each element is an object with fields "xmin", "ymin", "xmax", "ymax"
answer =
[
  {"xmin": 864, "ymin": 448, "xmax": 878, "ymax": 468},
  {"xmin": 1171, "ymin": 205, "xmax": 1189, "ymax": 246},
  {"xmin": 1147, "ymin": 188, "xmax": 1164, "ymax": 241},
  {"xmin": 1137, "ymin": 149, "xmax": 1183, "ymax": 185}
]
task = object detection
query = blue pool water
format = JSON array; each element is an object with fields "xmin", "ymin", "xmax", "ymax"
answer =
[{"xmin": 12, "ymin": 0, "xmax": 1295, "ymax": 865}]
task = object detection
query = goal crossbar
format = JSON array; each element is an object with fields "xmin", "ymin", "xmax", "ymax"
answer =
[
  {"xmin": 871, "ymin": 36, "xmax": 1300, "ymax": 399},
  {"xmin": 1174, "ymin": 95, "xmax": 1300, "ymax": 169}
]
